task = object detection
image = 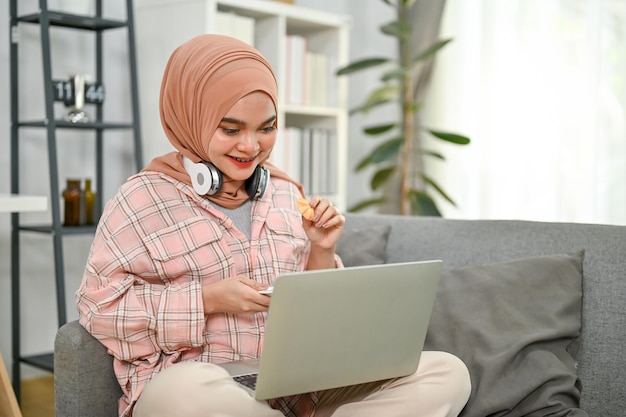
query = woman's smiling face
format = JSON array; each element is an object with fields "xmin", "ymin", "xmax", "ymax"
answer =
[{"xmin": 207, "ymin": 91, "xmax": 277, "ymax": 181}]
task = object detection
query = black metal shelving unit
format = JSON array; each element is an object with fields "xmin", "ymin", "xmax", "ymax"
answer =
[{"xmin": 9, "ymin": 0, "xmax": 143, "ymax": 401}]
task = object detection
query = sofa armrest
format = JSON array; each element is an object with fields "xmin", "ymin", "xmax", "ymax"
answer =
[{"xmin": 54, "ymin": 320, "xmax": 121, "ymax": 417}]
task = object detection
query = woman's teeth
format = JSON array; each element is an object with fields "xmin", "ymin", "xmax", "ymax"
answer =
[{"xmin": 232, "ymin": 156, "xmax": 254, "ymax": 162}]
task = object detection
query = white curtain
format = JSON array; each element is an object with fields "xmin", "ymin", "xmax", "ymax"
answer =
[{"xmin": 423, "ymin": 0, "xmax": 626, "ymax": 225}]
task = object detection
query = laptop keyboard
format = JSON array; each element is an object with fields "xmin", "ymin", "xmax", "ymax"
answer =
[{"xmin": 233, "ymin": 373, "xmax": 258, "ymax": 390}]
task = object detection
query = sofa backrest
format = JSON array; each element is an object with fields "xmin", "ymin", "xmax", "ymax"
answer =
[{"xmin": 343, "ymin": 213, "xmax": 626, "ymax": 416}]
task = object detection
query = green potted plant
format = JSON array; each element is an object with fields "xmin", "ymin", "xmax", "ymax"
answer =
[{"xmin": 337, "ymin": 0, "xmax": 470, "ymax": 216}]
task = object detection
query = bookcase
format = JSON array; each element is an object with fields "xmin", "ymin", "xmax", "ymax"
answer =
[{"xmin": 136, "ymin": 0, "xmax": 351, "ymax": 209}]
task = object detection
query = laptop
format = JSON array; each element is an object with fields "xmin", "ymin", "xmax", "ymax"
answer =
[{"xmin": 218, "ymin": 260, "xmax": 442, "ymax": 400}]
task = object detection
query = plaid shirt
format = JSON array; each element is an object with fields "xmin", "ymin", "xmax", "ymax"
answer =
[{"xmin": 76, "ymin": 171, "xmax": 339, "ymax": 417}]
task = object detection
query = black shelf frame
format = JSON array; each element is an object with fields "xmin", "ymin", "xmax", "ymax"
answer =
[
  {"xmin": 18, "ymin": 120, "xmax": 135, "ymax": 129},
  {"xmin": 18, "ymin": 224, "xmax": 98, "ymax": 235},
  {"xmin": 20, "ymin": 353, "xmax": 54, "ymax": 373},
  {"xmin": 18, "ymin": 11, "xmax": 127, "ymax": 30},
  {"xmin": 9, "ymin": 0, "xmax": 143, "ymax": 402}
]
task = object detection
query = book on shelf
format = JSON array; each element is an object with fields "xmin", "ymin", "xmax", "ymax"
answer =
[
  {"xmin": 285, "ymin": 35, "xmax": 337, "ymax": 107},
  {"xmin": 271, "ymin": 127, "xmax": 301, "ymax": 184},
  {"xmin": 272, "ymin": 127, "xmax": 337, "ymax": 196},
  {"xmin": 215, "ymin": 11, "xmax": 255, "ymax": 46},
  {"xmin": 285, "ymin": 34, "xmax": 307, "ymax": 105},
  {"xmin": 299, "ymin": 128, "xmax": 312, "ymax": 191},
  {"xmin": 325, "ymin": 129, "xmax": 337, "ymax": 194},
  {"xmin": 310, "ymin": 128, "xmax": 327, "ymax": 193},
  {"xmin": 305, "ymin": 51, "xmax": 316, "ymax": 107},
  {"xmin": 315, "ymin": 53, "xmax": 328, "ymax": 107},
  {"xmin": 326, "ymin": 54, "xmax": 338, "ymax": 107},
  {"xmin": 304, "ymin": 52, "xmax": 329, "ymax": 107}
]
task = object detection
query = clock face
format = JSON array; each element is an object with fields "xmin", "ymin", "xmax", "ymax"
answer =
[{"xmin": 52, "ymin": 77, "xmax": 105, "ymax": 107}]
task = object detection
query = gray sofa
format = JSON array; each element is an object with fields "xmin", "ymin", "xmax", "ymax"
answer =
[{"xmin": 55, "ymin": 213, "xmax": 626, "ymax": 417}]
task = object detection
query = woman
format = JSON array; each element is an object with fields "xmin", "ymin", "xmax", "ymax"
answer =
[{"xmin": 76, "ymin": 34, "xmax": 470, "ymax": 417}]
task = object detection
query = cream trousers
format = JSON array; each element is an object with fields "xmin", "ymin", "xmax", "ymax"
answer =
[{"xmin": 134, "ymin": 351, "xmax": 471, "ymax": 417}]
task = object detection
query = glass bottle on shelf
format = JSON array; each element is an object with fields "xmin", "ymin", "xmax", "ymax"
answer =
[
  {"xmin": 83, "ymin": 178, "xmax": 96, "ymax": 225},
  {"xmin": 62, "ymin": 178, "xmax": 81, "ymax": 226}
]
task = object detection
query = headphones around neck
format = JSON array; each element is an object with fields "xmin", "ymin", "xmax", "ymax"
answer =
[{"xmin": 182, "ymin": 155, "xmax": 269, "ymax": 199}]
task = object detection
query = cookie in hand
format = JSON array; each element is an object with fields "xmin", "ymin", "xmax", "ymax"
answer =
[{"xmin": 296, "ymin": 197, "xmax": 315, "ymax": 221}]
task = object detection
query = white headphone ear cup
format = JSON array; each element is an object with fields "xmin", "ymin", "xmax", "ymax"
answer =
[{"xmin": 182, "ymin": 155, "xmax": 222, "ymax": 195}]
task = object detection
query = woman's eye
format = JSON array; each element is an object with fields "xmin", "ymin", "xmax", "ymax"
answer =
[
  {"xmin": 262, "ymin": 125, "xmax": 276, "ymax": 133},
  {"xmin": 222, "ymin": 128, "xmax": 239, "ymax": 135}
]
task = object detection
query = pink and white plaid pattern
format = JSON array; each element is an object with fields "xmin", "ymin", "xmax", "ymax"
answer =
[{"xmin": 76, "ymin": 171, "xmax": 337, "ymax": 416}]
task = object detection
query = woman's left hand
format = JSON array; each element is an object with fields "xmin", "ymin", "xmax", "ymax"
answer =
[{"xmin": 301, "ymin": 196, "xmax": 345, "ymax": 250}]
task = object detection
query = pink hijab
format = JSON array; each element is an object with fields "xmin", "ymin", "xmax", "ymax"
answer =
[{"xmin": 144, "ymin": 34, "xmax": 304, "ymax": 208}]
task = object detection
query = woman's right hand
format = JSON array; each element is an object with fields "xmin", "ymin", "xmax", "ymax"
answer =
[{"xmin": 201, "ymin": 277, "xmax": 271, "ymax": 315}]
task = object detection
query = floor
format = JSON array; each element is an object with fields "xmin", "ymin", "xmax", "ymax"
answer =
[{"xmin": 20, "ymin": 375, "xmax": 55, "ymax": 417}]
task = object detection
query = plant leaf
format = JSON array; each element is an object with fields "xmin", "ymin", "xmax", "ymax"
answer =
[
  {"xmin": 402, "ymin": 0, "xmax": 418, "ymax": 8},
  {"xmin": 371, "ymin": 167, "xmax": 395, "ymax": 190},
  {"xmin": 419, "ymin": 149, "xmax": 446, "ymax": 160},
  {"xmin": 421, "ymin": 174, "xmax": 457, "ymax": 206},
  {"xmin": 336, "ymin": 57, "xmax": 389, "ymax": 76},
  {"xmin": 408, "ymin": 101, "xmax": 422, "ymax": 113},
  {"xmin": 348, "ymin": 197, "xmax": 386, "ymax": 213},
  {"xmin": 409, "ymin": 191, "xmax": 442, "ymax": 216},
  {"xmin": 354, "ymin": 154, "xmax": 374, "ymax": 172},
  {"xmin": 428, "ymin": 129, "xmax": 471, "ymax": 145},
  {"xmin": 364, "ymin": 123, "xmax": 397, "ymax": 135},
  {"xmin": 349, "ymin": 84, "xmax": 399, "ymax": 115},
  {"xmin": 370, "ymin": 137, "xmax": 404, "ymax": 163},
  {"xmin": 411, "ymin": 38, "xmax": 453, "ymax": 64},
  {"xmin": 381, "ymin": 68, "xmax": 405, "ymax": 82},
  {"xmin": 364, "ymin": 85, "xmax": 399, "ymax": 106},
  {"xmin": 349, "ymin": 98, "xmax": 391, "ymax": 115},
  {"xmin": 381, "ymin": 21, "xmax": 409, "ymax": 38}
]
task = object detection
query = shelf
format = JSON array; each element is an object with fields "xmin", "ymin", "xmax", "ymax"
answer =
[
  {"xmin": 0, "ymin": 195, "xmax": 47, "ymax": 213},
  {"xmin": 19, "ymin": 224, "xmax": 97, "ymax": 235},
  {"xmin": 18, "ymin": 11, "xmax": 127, "ymax": 31},
  {"xmin": 215, "ymin": 0, "xmax": 352, "ymax": 28},
  {"xmin": 18, "ymin": 120, "xmax": 135, "ymax": 130},
  {"xmin": 10, "ymin": 0, "xmax": 143, "ymax": 399},
  {"xmin": 20, "ymin": 353, "xmax": 54, "ymax": 372},
  {"xmin": 284, "ymin": 105, "xmax": 343, "ymax": 117}
]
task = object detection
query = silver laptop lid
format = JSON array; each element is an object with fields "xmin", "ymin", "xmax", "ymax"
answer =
[{"xmin": 254, "ymin": 260, "xmax": 442, "ymax": 400}]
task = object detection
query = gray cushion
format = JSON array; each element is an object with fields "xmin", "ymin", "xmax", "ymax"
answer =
[
  {"xmin": 424, "ymin": 252, "xmax": 587, "ymax": 417},
  {"xmin": 336, "ymin": 224, "xmax": 391, "ymax": 266}
]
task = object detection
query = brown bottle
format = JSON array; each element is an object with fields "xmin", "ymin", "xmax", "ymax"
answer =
[
  {"xmin": 62, "ymin": 179, "xmax": 81, "ymax": 226},
  {"xmin": 84, "ymin": 178, "xmax": 96, "ymax": 225}
]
